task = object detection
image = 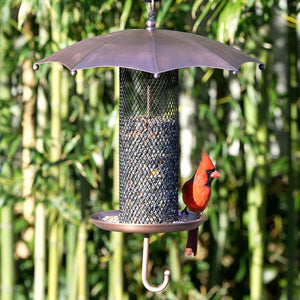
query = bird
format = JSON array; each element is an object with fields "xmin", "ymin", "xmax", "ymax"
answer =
[
  {"xmin": 182, "ymin": 151, "xmax": 220, "ymax": 213},
  {"xmin": 181, "ymin": 151, "xmax": 220, "ymax": 256}
]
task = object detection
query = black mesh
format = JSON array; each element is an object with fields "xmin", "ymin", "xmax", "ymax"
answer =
[{"xmin": 119, "ymin": 68, "xmax": 179, "ymax": 224}]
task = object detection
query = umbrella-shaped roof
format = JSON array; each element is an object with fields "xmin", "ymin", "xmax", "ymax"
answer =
[{"xmin": 34, "ymin": 29, "xmax": 264, "ymax": 74}]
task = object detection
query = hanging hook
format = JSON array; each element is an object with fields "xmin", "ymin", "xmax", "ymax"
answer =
[
  {"xmin": 142, "ymin": 233, "xmax": 171, "ymax": 292},
  {"xmin": 146, "ymin": 0, "xmax": 156, "ymax": 31},
  {"xmin": 147, "ymin": 0, "xmax": 155, "ymax": 18}
]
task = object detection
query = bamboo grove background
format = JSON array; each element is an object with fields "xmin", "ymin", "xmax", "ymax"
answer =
[{"xmin": 0, "ymin": 0, "xmax": 299, "ymax": 299}]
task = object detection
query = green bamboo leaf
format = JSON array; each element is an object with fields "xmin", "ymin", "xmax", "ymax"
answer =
[
  {"xmin": 246, "ymin": 0, "xmax": 255, "ymax": 8},
  {"xmin": 235, "ymin": 255, "xmax": 247, "ymax": 282},
  {"xmin": 191, "ymin": 0, "xmax": 202, "ymax": 19},
  {"xmin": 7, "ymin": 137, "xmax": 20, "ymax": 158},
  {"xmin": 208, "ymin": 208, "xmax": 218, "ymax": 241},
  {"xmin": 295, "ymin": 192, "xmax": 300, "ymax": 211},
  {"xmin": 1, "ymin": 160, "xmax": 12, "ymax": 178},
  {"xmin": 205, "ymin": 108, "xmax": 220, "ymax": 132},
  {"xmin": 0, "ymin": 0, "xmax": 12, "ymax": 10},
  {"xmin": 231, "ymin": 126, "xmax": 240, "ymax": 142},
  {"xmin": 18, "ymin": 0, "xmax": 37, "ymax": 29},
  {"xmin": 198, "ymin": 104, "xmax": 208, "ymax": 119},
  {"xmin": 120, "ymin": 0, "xmax": 132, "ymax": 30},
  {"xmin": 192, "ymin": 0, "xmax": 222, "ymax": 33},
  {"xmin": 209, "ymin": 0, "xmax": 227, "ymax": 26},
  {"xmin": 213, "ymin": 140, "xmax": 222, "ymax": 159},
  {"xmin": 63, "ymin": 135, "xmax": 80, "ymax": 156},
  {"xmin": 156, "ymin": 0, "xmax": 173, "ymax": 27},
  {"xmin": 217, "ymin": 0, "xmax": 244, "ymax": 43},
  {"xmin": 84, "ymin": 166, "xmax": 98, "ymax": 188},
  {"xmin": 103, "ymin": 132, "xmax": 114, "ymax": 159},
  {"xmin": 269, "ymin": 157, "xmax": 289, "ymax": 176},
  {"xmin": 0, "ymin": 1, "xmax": 11, "ymax": 26}
]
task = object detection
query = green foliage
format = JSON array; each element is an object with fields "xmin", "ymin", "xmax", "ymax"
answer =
[{"xmin": 0, "ymin": 0, "xmax": 299, "ymax": 299}]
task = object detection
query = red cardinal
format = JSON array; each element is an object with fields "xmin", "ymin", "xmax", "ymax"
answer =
[{"xmin": 182, "ymin": 151, "xmax": 220, "ymax": 256}]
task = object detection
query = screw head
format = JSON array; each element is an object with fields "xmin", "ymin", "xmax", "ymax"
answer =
[{"xmin": 33, "ymin": 64, "xmax": 39, "ymax": 71}]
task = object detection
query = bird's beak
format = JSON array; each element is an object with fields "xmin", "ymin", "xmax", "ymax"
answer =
[{"xmin": 211, "ymin": 170, "xmax": 221, "ymax": 178}]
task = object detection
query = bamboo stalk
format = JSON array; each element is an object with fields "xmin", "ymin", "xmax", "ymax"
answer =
[
  {"xmin": 110, "ymin": 14, "xmax": 131, "ymax": 282},
  {"xmin": 34, "ymin": 114, "xmax": 47, "ymax": 300},
  {"xmin": 60, "ymin": 69, "xmax": 70, "ymax": 121},
  {"xmin": 34, "ymin": 202, "xmax": 46, "ymax": 300},
  {"xmin": 68, "ymin": 246, "xmax": 79, "ymax": 300},
  {"xmin": 48, "ymin": 210, "xmax": 59, "ymax": 300},
  {"xmin": 60, "ymin": 62, "xmax": 73, "ymax": 300},
  {"xmin": 108, "ymin": 68, "xmax": 123, "ymax": 300},
  {"xmin": 76, "ymin": 69, "xmax": 88, "ymax": 299},
  {"xmin": 78, "ymin": 221, "xmax": 88, "ymax": 300},
  {"xmin": 47, "ymin": 57, "xmax": 62, "ymax": 300},
  {"xmin": 89, "ymin": 77, "xmax": 99, "ymax": 112},
  {"xmin": 287, "ymin": 102, "xmax": 297, "ymax": 300},
  {"xmin": 209, "ymin": 194, "xmax": 228, "ymax": 287},
  {"xmin": 169, "ymin": 237, "xmax": 181, "ymax": 282},
  {"xmin": 286, "ymin": 1, "xmax": 298, "ymax": 298},
  {"xmin": 209, "ymin": 71, "xmax": 228, "ymax": 288},
  {"xmin": 76, "ymin": 70, "xmax": 89, "ymax": 218},
  {"xmin": 0, "ymin": 37, "xmax": 14, "ymax": 299},
  {"xmin": 66, "ymin": 223, "xmax": 78, "ymax": 299},
  {"xmin": 108, "ymin": 231, "xmax": 123, "ymax": 300},
  {"xmin": 67, "ymin": 235, "xmax": 79, "ymax": 300},
  {"xmin": 244, "ymin": 60, "xmax": 267, "ymax": 300},
  {"xmin": 0, "ymin": 205, "xmax": 15, "ymax": 300},
  {"xmin": 22, "ymin": 57, "xmax": 36, "ymax": 224},
  {"xmin": 0, "ymin": 31, "xmax": 15, "ymax": 298},
  {"xmin": 50, "ymin": 63, "xmax": 62, "ymax": 167},
  {"xmin": 168, "ymin": 237, "xmax": 182, "ymax": 298},
  {"xmin": 33, "ymin": 1, "xmax": 50, "ymax": 294},
  {"xmin": 33, "ymin": 57, "xmax": 49, "ymax": 300},
  {"xmin": 64, "ymin": 70, "xmax": 76, "ymax": 299},
  {"xmin": 47, "ymin": 215, "xmax": 63, "ymax": 299}
]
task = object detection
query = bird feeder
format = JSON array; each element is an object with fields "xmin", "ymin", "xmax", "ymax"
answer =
[{"xmin": 33, "ymin": 0, "xmax": 264, "ymax": 292}]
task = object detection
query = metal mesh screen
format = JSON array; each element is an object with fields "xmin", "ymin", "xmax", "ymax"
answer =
[{"xmin": 119, "ymin": 68, "xmax": 179, "ymax": 224}]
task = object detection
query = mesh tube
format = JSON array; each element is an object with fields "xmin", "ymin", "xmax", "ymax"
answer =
[{"xmin": 119, "ymin": 68, "xmax": 179, "ymax": 224}]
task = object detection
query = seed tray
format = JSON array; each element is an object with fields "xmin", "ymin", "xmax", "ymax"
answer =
[{"xmin": 91, "ymin": 210, "xmax": 207, "ymax": 233}]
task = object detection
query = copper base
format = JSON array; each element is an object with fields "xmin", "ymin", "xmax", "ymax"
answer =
[{"xmin": 90, "ymin": 210, "xmax": 207, "ymax": 234}]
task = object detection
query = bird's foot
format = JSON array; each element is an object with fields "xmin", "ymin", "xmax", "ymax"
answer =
[{"xmin": 181, "ymin": 207, "xmax": 189, "ymax": 216}]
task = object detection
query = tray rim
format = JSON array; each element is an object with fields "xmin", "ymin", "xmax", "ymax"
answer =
[{"xmin": 90, "ymin": 210, "xmax": 207, "ymax": 234}]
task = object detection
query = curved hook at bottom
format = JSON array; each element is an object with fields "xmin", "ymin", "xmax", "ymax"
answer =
[{"xmin": 142, "ymin": 233, "xmax": 171, "ymax": 292}]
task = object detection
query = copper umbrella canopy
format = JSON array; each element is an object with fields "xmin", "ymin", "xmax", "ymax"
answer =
[{"xmin": 34, "ymin": 28, "xmax": 264, "ymax": 75}]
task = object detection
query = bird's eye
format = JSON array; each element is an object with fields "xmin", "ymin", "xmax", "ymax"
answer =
[{"xmin": 206, "ymin": 169, "xmax": 215, "ymax": 176}]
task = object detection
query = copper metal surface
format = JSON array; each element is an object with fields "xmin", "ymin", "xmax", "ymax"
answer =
[
  {"xmin": 34, "ymin": 29, "xmax": 262, "ymax": 74},
  {"xmin": 90, "ymin": 210, "xmax": 207, "ymax": 233},
  {"xmin": 142, "ymin": 233, "xmax": 170, "ymax": 292}
]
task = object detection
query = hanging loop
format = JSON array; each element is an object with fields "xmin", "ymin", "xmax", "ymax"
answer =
[
  {"xmin": 147, "ymin": 0, "xmax": 155, "ymax": 18},
  {"xmin": 145, "ymin": 0, "xmax": 157, "ymax": 30},
  {"xmin": 142, "ymin": 233, "xmax": 171, "ymax": 292}
]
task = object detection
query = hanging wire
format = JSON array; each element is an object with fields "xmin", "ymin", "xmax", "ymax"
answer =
[{"xmin": 147, "ymin": 0, "xmax": 155, "ymax": 19}]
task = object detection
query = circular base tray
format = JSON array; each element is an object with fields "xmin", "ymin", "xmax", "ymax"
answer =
[{"xmin": 90, "ymin": 210, "xmax": 207, "ymax": 233}]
